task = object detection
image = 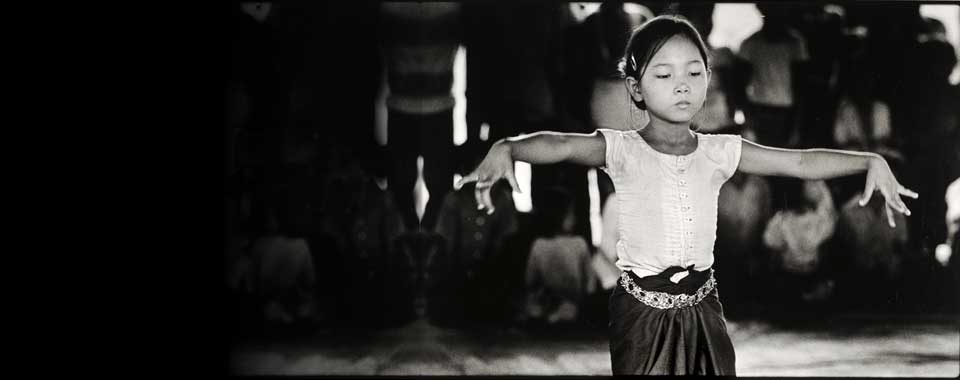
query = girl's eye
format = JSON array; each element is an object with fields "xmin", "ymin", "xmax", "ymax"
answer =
[
  {"xmin": 655, "ymin": 74, "xmax": 670, "ymax": 79},
  {"xmin": 690, "ymin": 71, "xmax": 702, "ymax": 77}
]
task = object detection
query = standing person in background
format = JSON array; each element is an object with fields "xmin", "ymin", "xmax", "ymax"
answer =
[
  {"xmin": 462, "ymin": 3, "xmax": 594, "ymax": 243},
  {"xmin": 738, "ymin": 3, "xmax": 810, "ymax": 148},
  {"xmin": 789, "ymin": 4, "xmax": 847, "ymax": 148},
  {"xmin": 738, "ymin": 3, "xmax": 811, "ymax": 213},
  {"xmin": 379, "ymin": 2, "xmax": 461, "ymax": 231},
  {"xmin": 896, "ymin": 16, "xmax": 959, "ymax": 258},
  {"xmin": 577, "ymin": 1, "xmax": 654, "ymax": 132}
]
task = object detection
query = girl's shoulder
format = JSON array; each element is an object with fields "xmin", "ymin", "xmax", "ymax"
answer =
[
  {"xmin": 597, "ymin": 128, "xmax": 647, "ymax": 149},
  {"xmin": 696, "ymin": 132, "xmax": 741, "ymax": 150}
]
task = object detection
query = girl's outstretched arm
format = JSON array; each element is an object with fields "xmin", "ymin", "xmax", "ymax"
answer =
[
  {"xmin": 456, "ymin": 131, "xmax": 606, "ymax": 213},
  {"xmin": 739, "ymin": 139, "xmax": 919, "ymax": 227}
]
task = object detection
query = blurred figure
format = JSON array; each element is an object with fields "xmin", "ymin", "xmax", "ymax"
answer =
[
  {"xmin": 379, "ymin": 2, "xmax": 462, "ymax": 231},
  {"xmin": 524, "ymin": 188, "xmax": 597, "ymax": 327},
  {"xmin": 578, "ymin": 1, "xmax": 654, "ymax": 131},
  {"xmin": 462, "ymin": 3, "xmax": 594, "ymax": 243},
  {"xmin": 228, "ymin": 2, "xmax": 291, "ymax": 186},
  {"xmin": 249, "ymin": 200, "xmax": 318, "ymax": 330},
  {"xmin": 714, "ymin": 128, "xmax": 773, "ymax": 318},
  {"xmin": 433, "ymin": 179, "xmax": 518, "ymax": 327},
  {"xmin": 762, "ymin": 180, "xmax": 837, "ymax": 310},
  {"xmin": 896, "ymin": 16, "xmax": 959, "ymax": 257},
  {"xmin": 943, "ymin": 177, "xmax": 960, "ymax": 267},
  {"xmin": 461, "ymin": 2, "xmax": 572, "ymax": 156},
  {"xmin": 317, "ymin": 145, "xmax": 406, "ymax": 328},
  {"xmin": 790, "ymin": 4, "xmax": 848, "ymax": 148},
  {"xmin": 738, "ymin": 3, "xmax": 810, "ymax": 148},
  {"xmin": 596, "ymin": 192, "xmax": 621, "ymax": 292},
  {"xmin": 834, "ymin": 189, "xmax": 909, "ymax": 312}
]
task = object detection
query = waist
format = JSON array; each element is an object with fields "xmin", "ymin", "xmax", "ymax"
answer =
[
  {"xmin": 627, "ymin": 265, "xmax": 714, "ymax": 295},
  {"xmin": 619, "ymin": 266, "xmax": 717, "ymax": 309}
]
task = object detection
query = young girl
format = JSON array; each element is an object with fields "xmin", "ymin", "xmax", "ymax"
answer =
[{"xmin": 456, "ymin": 15, "xmax": 918, "ymax": 375}]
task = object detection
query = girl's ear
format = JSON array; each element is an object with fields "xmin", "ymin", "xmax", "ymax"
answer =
[{"xmin": 624, "ymin": 77, "xmax": 642, "ymax": 102}]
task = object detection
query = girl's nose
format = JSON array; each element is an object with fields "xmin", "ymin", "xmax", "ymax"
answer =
[{"xmin": 675, "ymin": 83, "xmax": 690, "ymax": 95}]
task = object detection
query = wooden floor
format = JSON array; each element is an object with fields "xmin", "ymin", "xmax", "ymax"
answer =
[{"xmin": 228, "ymin": 314, "xmax": 959, "ymax": 376}]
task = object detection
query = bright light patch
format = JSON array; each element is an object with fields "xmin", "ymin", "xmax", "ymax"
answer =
[
  {"xmin": 512, "ymin": 162, "xmax": 532, "ymax": 212},
  {"xmin": 588, "ymin": 168, "xmax": 603, "ymax": 247},
  {"xmin": 414, "ymin": 156, "xmax": 429, "ymax": 222},
  {"xmin": 453, "ymin": 45, "xmax": 467, "ymax": 146}
]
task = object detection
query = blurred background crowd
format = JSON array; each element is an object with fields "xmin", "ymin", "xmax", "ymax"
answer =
[{"xmin": 224, "ymin": 1, "xmax": 960, "ymax": 338}]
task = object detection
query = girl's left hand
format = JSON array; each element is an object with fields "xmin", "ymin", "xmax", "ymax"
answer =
[{"xmin": 859, "ymin": 156, "xmax": 919, "ymax": 228}]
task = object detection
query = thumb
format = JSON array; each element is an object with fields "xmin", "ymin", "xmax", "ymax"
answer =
[{"xmin": 456, "ymin": 172, "xmax": 478, "ymax": 188}]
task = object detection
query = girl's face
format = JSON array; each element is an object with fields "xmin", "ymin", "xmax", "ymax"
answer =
[{"xmin": 629, "ymin": 35, "xmax": 709, "ymax": 125}]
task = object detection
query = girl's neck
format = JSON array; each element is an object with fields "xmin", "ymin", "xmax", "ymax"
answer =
[{"xmin": 639, "ymin": 120, "xmax": 695, "ymax": 145}]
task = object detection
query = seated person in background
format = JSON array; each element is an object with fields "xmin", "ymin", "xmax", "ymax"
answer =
[
  {"xmin": 835, "ymin": 184, "xmax": 909, "ymax": 310},
  {"xmin": 525, "ymin": 187, "xmax": 597, "ymax": 326},
  {"xmin": 249, "ymin": 202, "xmax": 317, "ymax": 327},
  {"xmin": 433, "ymin": 175, "xmax": 518, "ymax": 326},
  {"xmin": 762, "ymin": 179, "xmax": 837, "ymax": 307},
  {"xmin": 837, "ymin": 152, "xmax": 910, "ymax": 278}
]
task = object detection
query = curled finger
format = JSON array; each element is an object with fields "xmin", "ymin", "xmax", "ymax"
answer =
[
  {"xmin": 885, "ymin": 203, "xmax": 896, "ymax": 228},
  {"xmin": 474, "ymin": 188, "xmax": 485, "ymax": 211},
  {"xmin": 898, "ymin": 185, "xmax": 919, "ymax": 199},
  {"xmin": 482, "ymin": 187, "xmax": 495, "ymax": 214}
]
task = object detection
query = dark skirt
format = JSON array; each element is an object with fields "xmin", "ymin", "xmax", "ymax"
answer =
[{"xmin": 608, "ymin": 266, "xmax": 736, "ymax": 375}]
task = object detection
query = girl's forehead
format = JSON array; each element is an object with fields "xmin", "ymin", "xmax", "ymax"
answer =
[{"xmin": 649, "ymin": 35, "xmax": 702, "ymax": 64}]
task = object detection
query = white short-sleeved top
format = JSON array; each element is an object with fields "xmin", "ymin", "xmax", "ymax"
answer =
[{"xmin": 598, "ymin": 129, "xmax": 742, "ymax": 278}]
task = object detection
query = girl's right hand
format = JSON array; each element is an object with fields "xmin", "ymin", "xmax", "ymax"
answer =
[{"xmin": 455, "ymin": 141, "xmax": 520, "ymax": 214}]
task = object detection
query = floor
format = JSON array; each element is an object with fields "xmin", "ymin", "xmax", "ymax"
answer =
[{"xmin": 228, "ymin": 314, "xmax": 959, "ymax": 376}]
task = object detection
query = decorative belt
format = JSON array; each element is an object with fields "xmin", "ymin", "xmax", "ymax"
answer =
[{"xmin": 619, "ymin": 269, "xmax": 716, "ymax": 310}]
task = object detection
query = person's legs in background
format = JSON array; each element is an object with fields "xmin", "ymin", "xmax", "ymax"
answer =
[
  {"xmin": 387, "ymin": 110, "xmax": 422, "ymax": 231},
  {"xmin": 419, "ymin": 109, "xmax": 455, "ymax": 231}
]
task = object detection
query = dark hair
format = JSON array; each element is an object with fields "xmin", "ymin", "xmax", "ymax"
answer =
[
  {"xmin": 535, "ymin": 187, "xmax": 575, "ymax": 238},
  {"xmin": 617, "ymin": 15, "xmax": 711, "ymax": 110}
]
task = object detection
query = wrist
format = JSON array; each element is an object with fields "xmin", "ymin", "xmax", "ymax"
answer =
[
  {"xmin": 866, "ymin": 154, "xmax": 884, "ymax": 170},
  {"xmin": 493, "ymin": 139, "xmax": 513, "ymax": 159}
]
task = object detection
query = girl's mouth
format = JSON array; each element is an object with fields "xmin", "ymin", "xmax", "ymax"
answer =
[{"xmin": 675, "ymin": 101, "xmax": 691, "ymax": 109}]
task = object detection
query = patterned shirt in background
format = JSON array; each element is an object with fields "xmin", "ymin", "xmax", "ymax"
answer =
[
  {"xmin": 762, "ymin": 181, "xmax": 836, "ymax": 274},
  {"xmin": 379, "ymin": 2, "xmax": 461, "ymax": 115},
  {"xmin": 434, "ymin": 184, "xmax": 518, "ymax": 273}
]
